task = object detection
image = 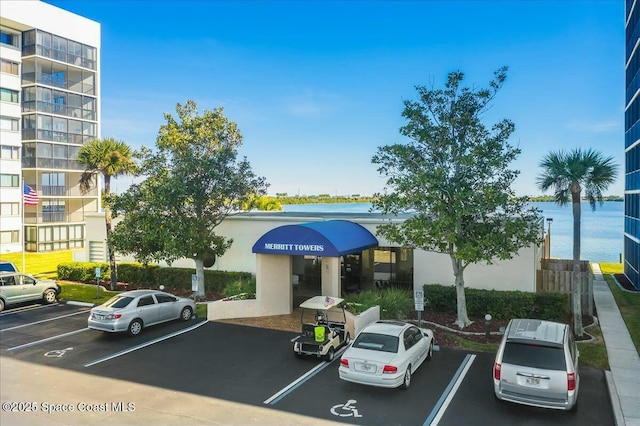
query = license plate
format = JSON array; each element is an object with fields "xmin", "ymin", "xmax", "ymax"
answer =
[
  {"xmin": 356, "ymin": 363, "xmax": 375, "ymax": 373},
  {"xmin": 93, "ymin": 313, "xmax": 104, "ymax": 320},
  {"xmin": 526, "ymin": 377, "xmax": 540, "ymax": 386}
]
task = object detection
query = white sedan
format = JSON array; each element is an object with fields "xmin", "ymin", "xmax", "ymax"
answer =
[{"xmin": 339, "ymin": 320, "xmax": 434, "ymax": 389}]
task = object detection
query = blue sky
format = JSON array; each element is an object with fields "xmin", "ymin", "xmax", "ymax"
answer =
[{"xmin": 47, "ymin": 0, "xmax": 624, "ymax": 197}]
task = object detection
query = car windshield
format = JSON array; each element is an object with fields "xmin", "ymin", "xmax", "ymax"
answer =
[
  {"xmin": 103, "ymin": 296, "xmax": 134, "ymax": 309},
  {"xmin": 352, "ymin": 332, "xmax": 399, "ymax": 353},
  {"xmin": 502, "ymin": 342, "xmax": 566, "ymax": 370}
]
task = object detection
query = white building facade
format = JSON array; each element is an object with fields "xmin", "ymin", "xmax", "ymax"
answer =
[
  {"xmin": 85, "ymin": 211, "xmax": 544, "ymax": 319},
  {"xmin": 0, "ymin": 0, "xmax": 100, "ymax": 254}
]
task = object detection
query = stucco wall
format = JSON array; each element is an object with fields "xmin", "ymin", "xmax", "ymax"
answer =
[{"xmin": 85, "ymin": 212, "xmax": 542, "ymax": 294}]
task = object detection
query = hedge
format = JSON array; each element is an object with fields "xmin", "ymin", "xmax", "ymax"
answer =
[
  {"xmin": 58, "ymin": 261, "xmax": 253, "ymax": 295},
  {"xmin": 422, "ymin": 284, "xmax": 569, "ymax": 322},
  {"xmin": 57, "ymin": 262, "xmax": 110, "ymax": 283}
]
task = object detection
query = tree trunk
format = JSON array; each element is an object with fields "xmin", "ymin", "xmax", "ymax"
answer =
[
  {"xmin": 195, "ymin": 257, "xmax": 205, "ymax": 298},
  {"xmin": 450, "ymin": 254, "xmax": 471, "ymax": 329},
  {"xmin": 571, "ymin": 192, "xmax": 583, "ymax": 337},
  {"xmin": 105, "ymin": 208, "xmax": 117, "ymax": 291}
]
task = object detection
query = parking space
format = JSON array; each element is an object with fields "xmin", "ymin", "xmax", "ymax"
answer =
[{"xmin": 0, "ymin": 311, "xmax": 616, "ymax": 425}]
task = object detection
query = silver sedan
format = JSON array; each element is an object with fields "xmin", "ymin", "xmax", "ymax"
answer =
[
  {"xmin": 88, "ymin": 290, "xmax": 196, "ymax": 336},
  {"xmin": 339, "ymin": 320, "xmax": 434, "ymax": 389}
]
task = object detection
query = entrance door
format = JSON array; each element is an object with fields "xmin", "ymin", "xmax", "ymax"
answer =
[
  {"xmin": 292, "ymin": 255, "xmax": 321, "ymax": 307},
  {"xmin": 342, "ymin": 253, "xmax": 362, "ymax": 293}
]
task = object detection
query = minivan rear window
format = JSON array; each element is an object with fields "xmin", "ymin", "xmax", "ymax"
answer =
[{"xmin": 502, "ymin": 342, "xmax": 566, "ymax": 370}]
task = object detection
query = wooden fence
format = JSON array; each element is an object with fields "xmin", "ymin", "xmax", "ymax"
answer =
[{"xmin": 536, "ymin": 259, "xmax": 593, "ymax": 315}]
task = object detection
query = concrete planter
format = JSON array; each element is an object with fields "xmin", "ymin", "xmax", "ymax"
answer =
[{"xmin": 345, "ymin": 305, "xmax": 380, "ymax": 340}]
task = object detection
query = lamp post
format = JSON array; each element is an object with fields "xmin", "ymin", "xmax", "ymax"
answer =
[{"xmin": 546, "ymin": 217, "xmax": 553, "ymax": 259}]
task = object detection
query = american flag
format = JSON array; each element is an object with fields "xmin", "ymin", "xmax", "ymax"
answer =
[{"xmin": 23, "ymin": 184, "xmax": 39, "ymax": 206}]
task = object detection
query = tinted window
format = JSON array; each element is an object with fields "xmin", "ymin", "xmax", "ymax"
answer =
[
  {"xmin": 104, "ymin": 296, "xmax": 134, "ymax": 309},
  {"xmin": 352, "ymin": 332, "xmax": 399, "ymax": 353},
  {"xmin": 137, "ymin": 296, "xmax": 155, "ymax": 307},
  {"xmin": 403, "ymin": 330, "xmax": 415, "ymax": 350},
  {"xmin": 22, "ymin": 275, "xmax": 35, "ymax": 285},
  {"xmin": 503, "ymin": 342, "xmax": 566, "ymax": 370},
  {"xmin": 410, "ymin": 327, "xmax": 423, "ymax": 343},
  {"xmin": 155, "ymin": 294, "xmax": 176, "ymax": 303}
]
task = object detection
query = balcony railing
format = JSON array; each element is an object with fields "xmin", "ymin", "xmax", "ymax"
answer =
[
  {"xmin": 24, "ymin": 210, "xmax": 87, "ymax": 224},
  {"xmin": 22, "ymin": 100, "xmax": 96, "ymax": 121},
  {"xmin": 22, "ymin": 44, "xmax": 96, "ymax": 70},
  {"xmin": 20, "ymin": 185, "xmax": 98, "ymax": 198},
  {"xmin": 21, "ymin": 72, "xmax": 95, "ymax": 95},
  {"xmin": 22, "ymin": 129, "xmax": 94, "ymax": 145}
]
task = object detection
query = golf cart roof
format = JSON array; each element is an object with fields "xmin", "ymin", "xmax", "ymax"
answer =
[{"xmin": 299, "ymin": 296, "xmax": 344, "ymax": 311}]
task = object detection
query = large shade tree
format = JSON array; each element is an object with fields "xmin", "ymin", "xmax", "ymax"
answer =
[
  {"xmin": 108, "ymin": 100, "xmax": 268, "ymax": 297},
  {"xmin": 537, "ymin": 148, "xmax": 618, "ymax": 337},
  {"xmin": 77, "ymin": 137, "xmax": 138, "ymax": 290},
  {"xmin": 372, "ymin": 67, "xmax": 541, "ymax": 328}
]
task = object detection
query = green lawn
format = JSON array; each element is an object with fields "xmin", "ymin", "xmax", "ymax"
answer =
[{"xmin": 0, "ymin": 249, "xmax": 76, "ymax": 278}]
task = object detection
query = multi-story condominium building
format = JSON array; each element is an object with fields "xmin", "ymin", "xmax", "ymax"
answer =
[
  {"xmin": 626, "ymin": 0, "xmax": 640, "ymax": 289},
  {"xmin": 0, "ymin": 0, "xmax": 100, "ymax": 254}
]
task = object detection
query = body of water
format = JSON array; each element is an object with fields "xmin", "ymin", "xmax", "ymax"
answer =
[{"xmin": 281, "ymin": 201, "xmax": 625, "ymax": 263}]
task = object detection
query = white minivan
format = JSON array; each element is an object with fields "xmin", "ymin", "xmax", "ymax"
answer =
[{"xmin": 493, "ymin": 318, "xmax": 579, "ymax": 411}]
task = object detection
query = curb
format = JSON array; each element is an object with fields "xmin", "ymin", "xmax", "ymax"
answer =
[
  {"xmin": 605, "ymin": 370, "xmax": 626, "ymax": 426},
  {"xmin": 64, "ymin": 300, "xmax": 95, "ymax": 307}
]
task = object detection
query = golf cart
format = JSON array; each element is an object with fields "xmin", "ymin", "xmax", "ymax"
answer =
[{"xmin": 292, "ymin": 296, "xmax": 350, "ymax": 362}]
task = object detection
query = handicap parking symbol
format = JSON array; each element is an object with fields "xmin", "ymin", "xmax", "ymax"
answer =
[
  {"xmin": 44, "ymin": 347, "xmax": 73, "ymax": 358},
  {"xmin": 330, "ymin": 399, "xmax": 362, "ymax": 418}
]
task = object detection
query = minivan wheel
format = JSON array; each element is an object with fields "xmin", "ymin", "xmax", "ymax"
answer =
[
  {"xmin": 0, "ymin": 299, "xmax": 4, "ymax": 312},
  {"xmin": 43, "ymin": 289, "xmax": 57, "ymax": 304},
  {"xmin": 128, "ymin": 319, "xmax": 143, "ymax": 336}
]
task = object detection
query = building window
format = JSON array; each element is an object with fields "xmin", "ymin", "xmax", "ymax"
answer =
[
  {"xmin": 0, "ymin": 174, "xmax": 19, "ymax": 187},
  {"xmin": 42, "ymin": 200, "xmax": 65, "ymax": 222},
  {"xmin": 0, "ymin": 230, "xmax": 20, "ymax": 244},
  {"xmin": 0, "ymin": 116, "xmax": 19, "ymax": 131},
  {"xmin": 0, "ymin": 203, "xmax": 20, "ymax": 216},
  {"xmin": 1, "ymin": 88, "xmax": 19, "ymax": 103},
  {"xmin": 0, "ymin": 30, "xmax": 19, "ymax": 48},
  {"xmin": 0, "ymin": 59, "xmax": 19, "ymax": 75},
  {"xmin": 0, "ymin": 145, "xmax": 20, "ymax": 159}
]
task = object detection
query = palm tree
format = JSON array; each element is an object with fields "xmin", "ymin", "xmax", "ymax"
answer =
[
  {"xmin": 537, "ymin": 148, "xmax": 618, "ymax": 337},
  {"xmin": 77, "ymin": 138, "xmax": 138, "ymax": 290}
]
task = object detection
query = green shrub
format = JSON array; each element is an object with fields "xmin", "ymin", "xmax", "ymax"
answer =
[
  {"xmin": 422, "ymin": 284, "xmax": 568, "ymax": 322},
  {"xmin": 343, "ymin": 288, "xmax": 413, "ymax": 319},
  {"xmin": 222, "ymin": 276, "xmax": 257, "ymax": 298},
  {"xmin": 379, "ymin": 287, "xmax": 413, "ymax": 319},
  {"xmin": 57, "ymin": 262, "xmax": 110, "ymax": 283},
  {"xmin": 117, "ymin": 263, "xmax": 159, "ymax": 287},
  {"xmin": 58, "ymin": 261, "xmax": 253, "ymax": 297}
]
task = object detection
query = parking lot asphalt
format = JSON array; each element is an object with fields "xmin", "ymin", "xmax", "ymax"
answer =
[{"xmin": 0, "ymin": 302, "xmax": 616, "ymax": 426}]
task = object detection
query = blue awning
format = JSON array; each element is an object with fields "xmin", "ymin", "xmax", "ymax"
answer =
[{"xmin": 252, "ymin": 220, "xmax": 378, "ymax": 257}]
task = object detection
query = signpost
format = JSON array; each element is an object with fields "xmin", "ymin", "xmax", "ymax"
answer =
[
  {"xmin": 414, "ymin": 290, "xmax": 424, "ymax": 328},
  {"xmin": 192, "ymin": 274, "xmax": 198, "ymax": 300},
  {"xmin": 95, "ymin": 267, "xmax": 101, "ymax": 299}
]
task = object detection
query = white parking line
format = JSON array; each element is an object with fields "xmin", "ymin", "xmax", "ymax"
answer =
[
  {"xmin": 424, "ymin": 353, "xmax": 476, "ymax": 426},
  {"xmin": 7, "ymin": 328, "xmax": 90, "ymax": 351},
  {"xmin": 0, "ymin": 303, "xmax": 59, "ymax": 317},
  {"xmin": 83, "ymin": 320, "xmax": 208, "ymax": 368},
  {"xmin": 264, "ymin": 346, "xmax": 348, "ymax": 405},
  {"xmin": 0, "ymin": 309, "xmax": 90, "ymax": 332}
]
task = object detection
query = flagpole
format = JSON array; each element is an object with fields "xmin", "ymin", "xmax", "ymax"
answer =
[{"xmin": 21, "ymin": 176, "xmax": 25, "ymax": 274}]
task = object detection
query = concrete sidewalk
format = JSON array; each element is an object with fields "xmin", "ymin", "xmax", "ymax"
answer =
[{"xmin": 592, "ymin": 264, "xmax": 640, "ymax": 426}]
